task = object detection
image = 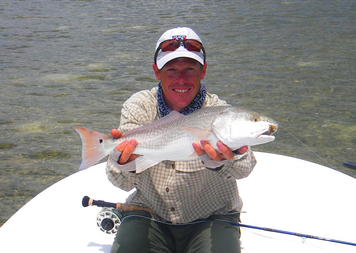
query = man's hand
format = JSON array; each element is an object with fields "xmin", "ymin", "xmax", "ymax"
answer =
[
  {"xmin": 192, "ymin": 140, "xmax": 248, "ymax": 161},
  {"xmin": 111, "ymin": 129, "xmax": 138, "ymax": 164}
]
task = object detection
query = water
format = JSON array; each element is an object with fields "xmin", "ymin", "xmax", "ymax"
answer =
[{"xmin": 1, "ymin": 0, "xmax": 355, "ymax": 226}]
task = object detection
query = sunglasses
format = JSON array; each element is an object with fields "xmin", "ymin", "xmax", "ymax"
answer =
[{"xmin": 154, "ymin": 39, "xmax": 206, "ymax": 64}]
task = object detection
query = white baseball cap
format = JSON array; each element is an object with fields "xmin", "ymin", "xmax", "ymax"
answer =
[{"xmin": 154, "ymin": 27, "xmax": 206, "ymax": 69}]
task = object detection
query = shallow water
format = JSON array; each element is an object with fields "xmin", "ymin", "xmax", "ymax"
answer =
[{"xmin": 1, "ymin": 0, "xmax": 355, "ymax": 226}]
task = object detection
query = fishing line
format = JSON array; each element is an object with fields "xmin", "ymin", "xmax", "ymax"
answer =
[
  {"xmin": 239, "ymin": 227, "xmax": 336, "ymax": 253},
  {"xmin": 279, "ymin": 126, "xmax": 337, "ymax": 170},
  {"xmin": 119, "ymin": 214, "xmax": 356, "ymax": 247},
  {"xmin": 84, "ymin": 197, "xmax": 356, "ymax": 247},
  {"xmin": 229, "ymin": 221, "xmax": 356, "ymax": 247}
]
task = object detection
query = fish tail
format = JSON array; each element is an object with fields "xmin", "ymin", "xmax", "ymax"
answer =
[{"xmin": 73, "ymin": 126, "xmax": 112, "ymax": 171}]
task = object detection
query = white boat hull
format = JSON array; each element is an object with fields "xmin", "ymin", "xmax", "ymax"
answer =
[{"xmin": 1, "ymin": 152, "xmax": 355, "ymax": 252}]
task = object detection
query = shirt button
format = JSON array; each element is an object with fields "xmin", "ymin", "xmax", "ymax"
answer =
[
  {"xmin": 171, "ymin": 207, "xmax": 175, "ymax": 211},
  {"xmin": 166, "ymin": 187, "xmax": 170, "ymax": 193},
  {"xmin": 227, "ymin": 176, "xmax": 232, "ymax": 179}
]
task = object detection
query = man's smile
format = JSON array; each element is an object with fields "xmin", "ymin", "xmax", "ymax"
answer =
[{"xmin": 173, "ymin": 88, "xmax": 190, "ymax": 93}]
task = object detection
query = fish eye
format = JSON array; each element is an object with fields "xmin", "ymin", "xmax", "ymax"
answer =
[{"xmin": 252, "ymin": 117, "xmax": 260, "ymax": 122}]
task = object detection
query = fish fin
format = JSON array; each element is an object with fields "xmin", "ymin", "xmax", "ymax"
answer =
[
  {"xmin": 188, "ymin": 152, "xmax": 198, "ymax": 158},
  {"xmin": 125, "ymin": 111, "xmax": 184, "ymax": 136},
  {"xmin": 135, "ymin": 156, "xmax": 160, "ymax": 173},
  {"xmin": 180, "ymin": 127, "xmax": 213, "ymax": 140},
  {"xmin": 197, "ymin": 153, "xmax": 211, "ymax": 161},
  {"xmin": 73, "ymin": 126, "xmax": 112, "ymax": 171},
  {"xmin": 180, "ymin": 127, "xmax": 220, "ymax": 150}
]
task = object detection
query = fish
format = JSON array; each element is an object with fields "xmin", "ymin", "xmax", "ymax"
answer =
[{"xmin": 73, "ymin": 105, "xmax": 278, "ymax": 173}]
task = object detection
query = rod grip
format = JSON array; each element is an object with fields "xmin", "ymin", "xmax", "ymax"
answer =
[{"xmin": 82, "ymin": 196, "xmax": 156, "ymax": 214}]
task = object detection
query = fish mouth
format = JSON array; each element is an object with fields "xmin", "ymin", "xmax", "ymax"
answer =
[
  {"xmin": 256, "ymin": 124, "xmax": 278, "ymax": 138},
  {"xmin": 267, "ymin": 124, "xmax": 278, "ymax": 135}
]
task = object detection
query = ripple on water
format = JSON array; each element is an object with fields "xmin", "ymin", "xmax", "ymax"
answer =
[
  {"xmin": 0, "ymin": 143, "xmax": 17, "ymax": 150},
  {"xmin": 27, "ymin": 150, "xmax": 72, "ymax": 160}
]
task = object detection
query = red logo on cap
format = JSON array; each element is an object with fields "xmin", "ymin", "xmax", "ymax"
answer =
[{"xmin": 172, "ymin": 35, "xmax": 187, "ymax": 40}]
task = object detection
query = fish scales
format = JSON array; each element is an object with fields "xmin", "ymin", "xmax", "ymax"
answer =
[
  {"xmin": 73, "ymin": 106, "xmax": 278, "ymax": 172},
  {"xmin": 121, "ymin": 106, "xmax": 234, "ymax": 160}
]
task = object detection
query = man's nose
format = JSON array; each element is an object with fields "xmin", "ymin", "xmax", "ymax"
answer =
[{"xmin": 176, "ymin": 71, "xmax": 187, "ymax": 83}]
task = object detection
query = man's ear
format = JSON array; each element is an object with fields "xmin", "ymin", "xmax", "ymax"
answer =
[
  {"xmin": 200, "ymin": 62, "xmax": 207, "ymax": 80},
  {"xmin": 152, "ymin": 63, "xmax": 161, "ymax": 80}
]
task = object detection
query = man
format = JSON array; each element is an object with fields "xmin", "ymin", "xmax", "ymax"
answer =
[{"xmin": 106, "ymin": 27, "xmax": 256, "ymax": 253}]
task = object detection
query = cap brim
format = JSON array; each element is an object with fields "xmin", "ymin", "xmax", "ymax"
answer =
[{"xmin": 156, "ymin": 47, "xmax": 204, "ymax": 69}]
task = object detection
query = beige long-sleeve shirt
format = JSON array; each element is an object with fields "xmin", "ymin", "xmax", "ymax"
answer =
[{"xmin": 106, "ymin": 87, "xmax": 256, "ymax": 224}]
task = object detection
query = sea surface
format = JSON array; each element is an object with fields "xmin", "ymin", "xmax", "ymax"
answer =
[{"xmin": 1, "ymin": 0, "xmax": 355, "ymax": 226}]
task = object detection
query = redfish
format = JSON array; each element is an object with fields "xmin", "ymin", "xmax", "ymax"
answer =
[{"xmin": 74, "ymin": 106, "xmax": 278, "ymax": 173}]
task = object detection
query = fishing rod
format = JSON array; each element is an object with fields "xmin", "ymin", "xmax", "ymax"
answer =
[
  {"xmin": 343, "ymin": 161, "xmax": 356, "ymax": 170},
  {"xmin": 82, "ymin": 196, "xmax": 156, "ymax": 214},
  {"xmin": 225, "ymin": 221, "xmax": 356, "ymax": 247},
  {"xmin": 83, "ymin": 196, "xmax": 356, "ymax": 247}
]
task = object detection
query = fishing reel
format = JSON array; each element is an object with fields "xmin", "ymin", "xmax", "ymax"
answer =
[
  {"xmin": 82, "ymin": 195, "xmax": 123, "ymax": 234},
  {"xmin": 84, "ymin": 195, "xmax": 156, "ymax": 234},
  {"xmin": 96, "ymin": 208, "xmax": 122, "ymax": 234}
]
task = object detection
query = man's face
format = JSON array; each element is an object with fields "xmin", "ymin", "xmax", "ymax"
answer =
[{"xmin": 153, "ymin": 58, "xmax": 207, "ymax": 112}]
